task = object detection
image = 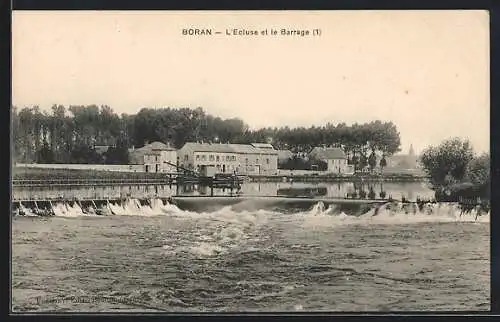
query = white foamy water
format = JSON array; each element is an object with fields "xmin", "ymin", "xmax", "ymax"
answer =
[
  {"xmin": 12, "ymin": 196, "xmax": 490, "ymax": 312},
  {"xmin": 52, "ymin": 202, "xmax": 82, "ymax": 217},
  {"xmin": 18, "ymin": 203, "xmax": 37, "ymax": 217},
  {"xmin": 299, "ymin": 201, "xmax": 489, "ymax": 230},
  {"xmin": 14, "ymin": 198, "xmax": 490, "ymax": 261},
  {"xmin": 15, "ymin": 198, "xmax": 490, "ymax": 225}
]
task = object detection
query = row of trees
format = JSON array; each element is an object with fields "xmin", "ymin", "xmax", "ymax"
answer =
[
  {"xmin": 419, "ymin": 137, "xmax": 490, "ymax": 201},
  {"xmin": 12, "ymin": 105, "xmax": 133, "ymax": 164},
  {"xmin": 12, "ymin": 105, "xmax": 402, "ymax": 167}
]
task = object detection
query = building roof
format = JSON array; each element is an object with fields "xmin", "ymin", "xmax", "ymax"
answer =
[
  {"xmin": 182, "ymin": 142, "xmax": 235, "ymax": 153},
  {"xmin": 309, "ymin": 147, "xmax": 347, "ymax": 160},
  {"xmin": 251, "ymin": 143, "xmax": 274, "ymax": 150},
  {"xmin": 129, "ymin": 141, "xmax": 175, "ymax": 154},
  {"xmin": 147, "ymin": 141, "xmax": 175, "ymax": 151},
  {"xmin": 181, "ymin": 142, "xmax": 277, "ymax": 155}
]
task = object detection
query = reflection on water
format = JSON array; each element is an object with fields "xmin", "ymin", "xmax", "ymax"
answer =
[
  {"xmin": 178, "ymin": 181, "xmax": 434, "ymax": 201},
  {"xmin": 13, "ymin": 181, "xmax": 435, "ymax": 202}
]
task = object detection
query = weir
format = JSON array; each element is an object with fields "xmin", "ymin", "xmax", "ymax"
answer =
[
  {"xmin": 11, "ymin": 177, "xmax": 489, "ymax": 218},
  {"xmin": 11, "ymin": 195, "xmax": 391, "ymax": 216},
  {"xmin": 11, "ymin": 196, "xmax": 490, "ymax": 221}
]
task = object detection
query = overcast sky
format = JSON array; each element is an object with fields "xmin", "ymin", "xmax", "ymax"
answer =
[{"xmin": 12, "ymin": 10, "xmax": 489, "ymax": 154}]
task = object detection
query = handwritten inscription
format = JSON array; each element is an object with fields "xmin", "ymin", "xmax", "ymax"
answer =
[{"xmin": 182, "ymin": 28, "xmax": 322, "ymax": 37}]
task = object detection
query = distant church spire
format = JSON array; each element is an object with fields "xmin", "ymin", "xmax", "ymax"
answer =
[{"xmin": 407, "ymin": 144, "xmax": 417, "ymax": 168}]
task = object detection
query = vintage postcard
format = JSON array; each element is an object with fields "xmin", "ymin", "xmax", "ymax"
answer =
[{"xmin": 11, "ymin": 10, "xmax": 490, "ymax": 312}]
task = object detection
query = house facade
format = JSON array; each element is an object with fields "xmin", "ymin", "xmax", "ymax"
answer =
[
  {"xmin": 308, "ymin": 147, "xmax": 353, "ymax": 174},
  {"xmin": 177, "ymin": 142, "xmax": 278, "ymax": 175},
  {"xmin": 128, "ymin": 141, "xmax": 177, "ymax": 173}
]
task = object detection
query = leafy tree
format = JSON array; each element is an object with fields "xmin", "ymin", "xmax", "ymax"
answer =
[
  {"xmin": 466, "ymin": 153, "xmax": 490, "ymax": 186},
  {"xmin": 379, "ymin": 155, "xmax": 387, "ymax": 173},
  {"xmin": 12, "ymin": 104, "xmax": 403, "ymax": 166},
  {"xmin": 368, "ymin": 151, "xmax": 377, "ymax": 172},
  {"xmin": 420, "ymin": 137, "xmax": 474, "ymax": 187},
  {"xmin": 36, "ymin": 142, "xmax": 54, "ymax": 163},
  {"xmin": 420, "ymin": 138, "xmax": 489, "ymax": 202},
  {"xmin": 358, "ymin": 154, "xmax": 368, "ymax": 170},
  {"xmin": 104, "ymin": 146, "xmax": 130, "ymax": 165},
  {"xmin": 465, "ymin": 153, "xmax": 490, "ymax": 201},
  {"xmin": 70, "ymin": 145, "xmax": 103, "ymax": 164}
]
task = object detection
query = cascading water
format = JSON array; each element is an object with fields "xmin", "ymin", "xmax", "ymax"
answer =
[
  {"xmin": 12, "ymin": 198, "xmax": 489, "ymax": 225},
  {"xmin": 12, "ymin": 196, "xmax": 490, "ymax": 312}
]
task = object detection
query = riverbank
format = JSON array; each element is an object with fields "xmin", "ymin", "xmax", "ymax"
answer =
[
  {"xmin": 249, "ymin": 173, "xmax": 428, "ymax": 182},
  {"xmin": 12, "ymin": 167, "xmax": 176, "ymax": 181},
  {"xmin": 13, "ymin": 166, "xmax": 428, "ymax": 183}
]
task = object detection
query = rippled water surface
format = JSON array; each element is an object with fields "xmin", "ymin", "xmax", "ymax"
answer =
[{"xmin": 12, "ymin": 201, "xmax": 490, "ymax": 312}]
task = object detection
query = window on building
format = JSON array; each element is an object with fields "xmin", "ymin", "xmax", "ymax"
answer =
[
  {"xmin": 232, "ymin": 156, "xmax": 236, "ymax": 161},
  {"xmin": 202, "ymin": 155, "xmax": 206, "ymax": 161},
  {"xmin": 256, "ymin": 158, "xmax": 259, "ymax": 163},
  {"xmin": 266, "ymin": 158, "xmax": 270, "ymax": 164},
  {"xmin": 245, "ymin": 158, "xmax": 248, "ymax": 164},
  {"xmin": 184, "ymin": 155, "xmax": 188, "ymax": 161},
  {"xmin": 216, "ymin": 156, "xmax": 220, "ymax": 162},
  {"xmin": 209, "ymin": 155, "xmax": 214, "ymax": 161},
  {"xmin": 226, "ymin": 156, "xmax": 230, "ymax": 161},
  {"xmin": 196, "ymin": 155, "xmax": 200, "ymax": 160},
  {"xmin": 156, "ymin": 156, "xmax": 159, "ymax": 162}
]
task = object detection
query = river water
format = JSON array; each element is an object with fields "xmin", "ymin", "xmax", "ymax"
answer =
[{"xmin": 12, "ymin": 182, "xmax": 490, "ymax": 312}]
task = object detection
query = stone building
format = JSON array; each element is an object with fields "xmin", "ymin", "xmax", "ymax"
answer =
[
  {"xmin": 128, "ymin": 141, "xmax": 177, "ymax": 173},
  {"xmin": 177, "ymin": 142, "xmax": 278, "ymax": 175},
  {"xmin": 308, "ymin": 147, "xmax": 353, "ymax": 174}
]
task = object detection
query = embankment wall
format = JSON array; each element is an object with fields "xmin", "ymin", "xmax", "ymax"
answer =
[{"xmin": 15, "ymin": 163, "xmax": 145, "ymax": 172}]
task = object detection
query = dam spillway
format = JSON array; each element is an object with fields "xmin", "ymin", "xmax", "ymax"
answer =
[{"xmin": 14, "ymin": 179, "xmax": 481, "ymax": 219}]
